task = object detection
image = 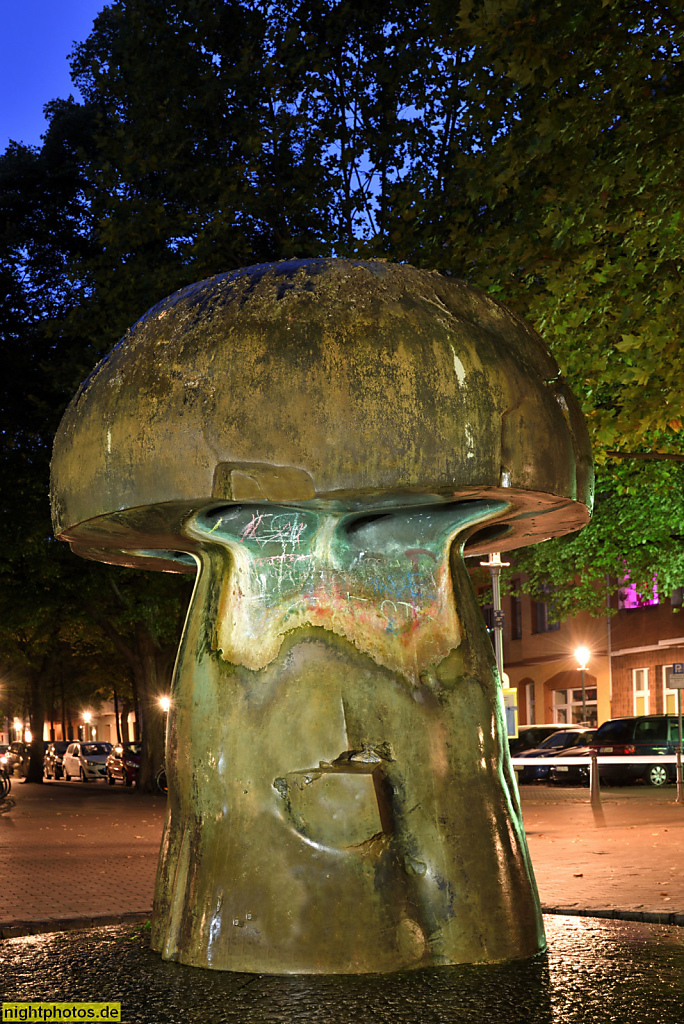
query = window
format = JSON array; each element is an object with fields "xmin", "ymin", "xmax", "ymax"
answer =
[
  {"xmin": 532, "ymin": 596, "xmax": 560, "ymax": 633},
  {"xmin": 668, "ymin": 719, "xmax": 684, "ymax": 744},
  {"xmin": 481, "ymin": 604, "xmax": 494, "ymax": 630},
  {"xmin": 635, "ymin": 718, "xmax": 667, "ymax": 744},
  {"xmin": 526, "ymin": 682, "xmax": 536, "ymax": 725},
  {"xmin": 478, "ymin": 589, "xmax": 494, "ymax": 631},
  {"xmin": 553, "ymin": 687, "xmax": 598, "ymax": 727},
  {"xmin": 594, "ymin": 719, "xmax": 633, "ymax": 744},
  {"xmin": 510, "ymin": 588, "xmax": 522, "ymax": 640},
  {"xmin": 633, "ymin": 668, "xmax": 649, "ymax": 715}
]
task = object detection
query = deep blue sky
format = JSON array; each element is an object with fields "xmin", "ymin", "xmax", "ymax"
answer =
[{"xmin": 1, "ymin": 1, "xmax": 105, "ymax": 153}]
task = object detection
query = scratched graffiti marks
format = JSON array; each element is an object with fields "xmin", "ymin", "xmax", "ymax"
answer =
[
  {"xmin": 225, "ymin": 509, "xmax": 318, "ymax": 600},
  {"xmin": 211, "ymin": 507, "xmax": 445, "ymax": 625},
  {"xmin": 239, "ymin": 511, "xmax": 308, "ymax": 549}
]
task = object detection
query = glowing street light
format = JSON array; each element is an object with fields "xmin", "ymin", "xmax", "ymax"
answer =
[
  {"xmin": 574, "ymin": 647, "xmax": 591, "ymax": 724},
  {"xmin": 159, "ymin": 696, "xmax": 171, "ymax": 761}
]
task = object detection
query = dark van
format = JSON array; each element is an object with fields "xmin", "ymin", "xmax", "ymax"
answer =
[{"xmin": 590, "ymin": 715, "xmax": 682, "ymax": 786}]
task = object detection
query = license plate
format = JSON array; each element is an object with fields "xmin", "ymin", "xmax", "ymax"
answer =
[
  {"xmin": 556, "ymin": 766, "xmax": 569, "ymax": 772},
  {"xmin": 600, "ymin": 747, "xmax": 613, "ymax": 753}
]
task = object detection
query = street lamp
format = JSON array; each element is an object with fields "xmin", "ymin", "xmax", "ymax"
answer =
[
  {"xmin": 83, "ymin": 710, "xmax": 92, "ymax": 741},
  {"xmin": 159, "ymin": 696, "xmax": 171, "ymax": 759},
  {"xmin": 574, "ymin": 646, "xmax": 590, "ymax": 725}
]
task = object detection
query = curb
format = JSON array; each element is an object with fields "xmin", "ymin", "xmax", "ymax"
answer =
[
  {"xmin": 0, "ymin": 912, "xmax": 151, "ymax": 940},
  {"xmin": 541, "ymin": 906, "xmax": 684, "ymax": 927},
  {"xmin": 2, "ymin": 907, "xmax": 683, "ymax": 942}
]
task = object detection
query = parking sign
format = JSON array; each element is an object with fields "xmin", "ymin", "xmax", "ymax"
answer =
[{"xmin": 671, "ymin": 663, "xmax": 684, "ymax": 687}]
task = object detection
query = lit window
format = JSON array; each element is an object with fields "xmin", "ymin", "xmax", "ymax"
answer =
[{"xmin": 633, "ymin": 667, "xmax": 649, "ymax": 715}]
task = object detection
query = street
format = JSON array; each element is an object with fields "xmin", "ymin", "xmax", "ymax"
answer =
[{"xmin": 2, "ymin": 778, "xmax": 684, "ymax": 936}]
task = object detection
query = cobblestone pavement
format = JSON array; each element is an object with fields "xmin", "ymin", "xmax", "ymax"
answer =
[
  {"xmin": 0, "ymin": 778, "xmax": 165, "ymax": 935},
  {"xmin": 519, "ymin": 783, "xmax": 684, "ymax": 924},
  {"xmin": 2, "ymin": 776, "xmax": 684, "ymax": 938}
]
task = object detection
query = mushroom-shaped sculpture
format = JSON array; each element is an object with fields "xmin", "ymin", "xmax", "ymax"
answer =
[{"xmin": 51, "ymin": 258, "xmax": 592, "ymax": 974}]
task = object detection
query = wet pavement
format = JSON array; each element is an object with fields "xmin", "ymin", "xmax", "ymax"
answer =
[{"xmin": 1, "ymin": 915, "xmax": 683, "ymax": 1023}]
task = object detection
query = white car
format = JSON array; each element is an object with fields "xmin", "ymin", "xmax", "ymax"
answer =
[{"xmin": 63, "ymin": 741, "xmax": 113, "ymax": 782}]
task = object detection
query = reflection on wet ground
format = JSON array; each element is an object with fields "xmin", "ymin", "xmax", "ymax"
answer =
[{"xmin": 1, "ymin": 915, "xmax": 682, "ymax": 1023}]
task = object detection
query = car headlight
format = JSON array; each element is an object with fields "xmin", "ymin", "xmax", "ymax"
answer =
[{"xmin": 86, "ymin": 760, "xmax": 98, "ymax": 766}]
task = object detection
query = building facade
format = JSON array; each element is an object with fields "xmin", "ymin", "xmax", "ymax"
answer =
[{"xmin": 496, "ymin": 581, "xmax": 684, "ymax": 731}]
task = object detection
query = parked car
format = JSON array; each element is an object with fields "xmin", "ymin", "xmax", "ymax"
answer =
[
  {"xmin": 508, "ymin": 725, "xmax": 563, "ymax": 757},
  {"xmin": 2, "ymin": 741, "xmax": 30, "ymax": 777},
  {"xmin": 548, "ymin": 743, "xmax": 595, "ymax": 786},
  {"xmin": 513, "ymin": 728, "xmax": 596, "ymax": 783},
  {"xmin": 106, "ymin": 743, "xmax": 142, "ymax": 786},
  {"xmin": 63, "ymin": 741, "xmax": 113, "ymax": 782},
  {"xmin": 44, "ymin": 741, "xmax": 69, "ymax": 780},
  {"xmin": 590, "ymin": 715, "xmax": 683, "ymax": 787}
]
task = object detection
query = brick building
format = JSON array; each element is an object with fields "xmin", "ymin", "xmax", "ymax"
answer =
[{"xmin": 494, "ymin": 578, "xmax": 684, "ymax": 731}]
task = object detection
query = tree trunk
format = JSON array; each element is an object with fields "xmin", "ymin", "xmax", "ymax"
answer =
[
  {"xmin": 130, "ymin": 669, "xmax": 141, "ymax": 742},
  {"xmin": 61, "ymin": 679, "xmax": 67, "ymax": 742},
  {"xmin": 49, "ymin": 677, "xmax": 55, "ymax": 741},
  {"xmin": 120, "ymin": 700, "xmax": 132, "ymax": 743},
  {"xmin": 113, "ymin": 687, "xmax": 122, "ymax": 743},
  {"xmin": 25, "ymin": 670, "xmax": 46, "ymax": 783},
  {"xmin": 83, "ymin": 603, "xmax": 175, "ymax": 792},
  {"xmin": 134, "ymin": 626, "xmax": 171, "ymax": 793}
]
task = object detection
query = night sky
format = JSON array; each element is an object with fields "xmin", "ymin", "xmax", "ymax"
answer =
[{"xmin": 0, "ymin": 1, "xmax": 105, "ymax": 152}]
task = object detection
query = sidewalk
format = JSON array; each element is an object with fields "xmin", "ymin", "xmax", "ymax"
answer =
[
  {"xmin": 0, "ymin": 780, "xmax": 165, "ymax": 937},
  {"xmin": 2, "ymin": 778, "xmax": 684, "ymax": 939},
  {"xmin": 520, "ymin": 784, "xmax": 684, "ymax": 924}
]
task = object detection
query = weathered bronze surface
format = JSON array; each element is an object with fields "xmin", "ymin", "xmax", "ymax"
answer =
[{"xmin": 51, "ymin": 259, "xmax": 593, "ymax": 974}]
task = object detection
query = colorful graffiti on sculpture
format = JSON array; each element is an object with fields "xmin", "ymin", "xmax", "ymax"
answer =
[{"xmin": 189, "ymin": 501, "xmax": 503, "ymax": 684}]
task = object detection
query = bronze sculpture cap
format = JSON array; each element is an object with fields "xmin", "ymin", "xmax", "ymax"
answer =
[{"xmin": 51, "ymin": 258, "xmax": 593, "ymax": 571}]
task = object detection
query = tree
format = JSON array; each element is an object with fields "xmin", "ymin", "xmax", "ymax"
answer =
[
  {"xmin": 413, "ymin": 0, "xmax": 684, "ymax": 610},
  {"xmin": 3, "ymin": 0, "xmax": 683, "ymax": 776},
  {"xmin": 0, "ymin": 102, "xmax": 190, "ymax": 784}
]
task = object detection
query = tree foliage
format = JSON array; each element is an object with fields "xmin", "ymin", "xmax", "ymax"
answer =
[{"xmin": 1, "ymin": 0, "xmax": 683, "ymax": 769}]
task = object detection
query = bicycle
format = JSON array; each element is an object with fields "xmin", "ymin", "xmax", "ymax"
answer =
[
  {"xmin": 0, "ymin": 766, "xmax": 11, "ymax": 799},
  {"xmin": 155, "ymin": 766, "xmax": 168, "ymax": 794}
]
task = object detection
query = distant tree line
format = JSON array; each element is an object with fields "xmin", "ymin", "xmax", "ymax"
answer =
[{"xmin": 1, "ymin": 0, "xmax": 683, "ymax": 782}]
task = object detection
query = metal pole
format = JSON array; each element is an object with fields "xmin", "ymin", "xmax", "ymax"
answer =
[
  {"xmin": 677, "ymin": 688, "xmax": 683, "ymax": 804},
  {"xmin": 491, "ymin": 559, "xmax": 503, "ymax": 684},
  {"xmin": 581, "ymin": 666, "xmax": 587, "ymax": 725},
  {"xmin": 480, "ymin": 552, "xmax": 510, "ymax": 686},
  {"xmin": 590, "ymin": 751, "xmax": 602, "ymax": 810}
]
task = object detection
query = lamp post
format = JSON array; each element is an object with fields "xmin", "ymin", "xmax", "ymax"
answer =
[
  {"xmin": 479, "ymin": 552, "xmax": 510, "ymax": 685},
  {"xmin": 574, "ymin": 646, "xmax": 590, "ymax": 725},
  {"xmin": 159, "ymin": 696, "xmax": 170, "ymax": 757},
  {"xmin": 83, "ymin": 710, "xmax": 92, "ymax": 742}
]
